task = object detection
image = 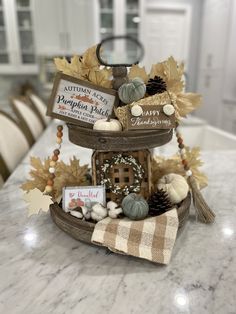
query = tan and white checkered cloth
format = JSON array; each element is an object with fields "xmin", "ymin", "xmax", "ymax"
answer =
[{"xmin": 91, "ymin": 208, "xmax": 179, "ymax": 265}]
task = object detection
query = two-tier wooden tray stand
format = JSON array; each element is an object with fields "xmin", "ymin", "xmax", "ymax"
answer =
[{"xmin": 50, "ymin": 124, "xmax": 191, "ymax": 243}]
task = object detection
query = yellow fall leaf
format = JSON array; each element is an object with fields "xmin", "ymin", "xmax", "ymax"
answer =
[
  {"xmin": 176, "ymin": 93, "xmax": 202, "ymax": 118},
  {"xmin": 54, "ymin": 156, "xmax": 90, "ymax": 198},
  {"xmin": 54, "ymin": 57, "xmax": 75, "ymax": 77},
  {"xmin": 128, "ymin": 64, "xmax": 148, "ymax": 83},
  {"xmin": 88, "ymin": 68, "xmax": 112, "ymax": 88},
  {"xmin": 149, "ymin": 56, "xmax": 184, "ymax": 94},
  {"xmin": 21, "ymin": 157, "xmax": 51, "ymax": 193},
  {"xmin": 81, "ymin": 45, "xmax": 100, "ymax": 71}
]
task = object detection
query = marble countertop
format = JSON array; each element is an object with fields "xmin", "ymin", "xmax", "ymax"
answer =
[{"xmin": 0, "ymin": 121, "xmax": 236, "ymax": 314}]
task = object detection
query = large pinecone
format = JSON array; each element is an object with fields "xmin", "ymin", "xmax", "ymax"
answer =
[
  {"xmin": 146, "ymin": 76, "xmax": 167, "ymax": 95},
  {"xmin": 148, "ymin": 189, "xmax": 173, "ymax": 216}
]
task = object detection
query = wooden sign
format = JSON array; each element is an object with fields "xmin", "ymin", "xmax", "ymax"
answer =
[
  {"xmin": 47, "ymin": 72, "xmax": 118, "ymax": 127},
  {"xmin": 63, "ymin": 185, "xmax": 106, "ymax": 212},
  {"xmin": 127, "ymin": 105, "xmax": 176, "ymax": 130}
]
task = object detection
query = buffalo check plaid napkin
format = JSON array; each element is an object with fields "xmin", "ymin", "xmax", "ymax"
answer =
[{"xmin": 91, "ymin": 208, "xmax": 179, "ymax": 265}]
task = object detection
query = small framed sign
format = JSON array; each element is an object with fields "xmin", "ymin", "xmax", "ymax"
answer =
[
  {"xmin": 47, "ymin": 72, "xmax": 118, "ymax": 127},
  {"xmin": 127, "ymin": 105, "xmax": 176, "ymax": 130},
  {"xmin": 63, "ymin": 185, "xmax": 106, "ymax": 212}
]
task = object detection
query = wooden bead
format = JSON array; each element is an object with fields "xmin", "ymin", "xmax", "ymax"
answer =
[
  {"xmin": 54, "ymin": 149, "xmax": 60, "ymax": 155},
  {"xmin": 184, "ymin": 165, "xmax": 190, "ymax": 171},
  {"xmin": 56, "ymin": 137, "xmax": 62, "ymax": 144},
  {"xmin": 52, "ymin": 155, "xmax": 58, "ymax": 162},
  {"xmin": 47, "ymin": 179, "xmax": 54, "ymax": 186},
  {"xmin": 177, "ymin": 138, "xmax": 183, "ymax": 144},
  {"xmin": 45, "ymin": 185, "xmax": 53, "ymax": 193},
  {"xmin": 178, "ymin": 143, "xmax": 184, "ymax": 149},
  {"xmin": 113, "ymin": 77, "xmax": 127, "ymax": 90},
  {"xmin": 182, "ymin": 159, "xmax": 188, "ymax": 166},
  {"xmin": 57, "ymin": 125, "xmax": 63, "ymax": 131},
  {"xmin": 49, "ymin": 173, "xmax": 55, "ymax": 179},
  {"xmin": 50, "ymin": 160, "xmax": 56, "ymax": 167},
  {"xmin": 112, "ymin": 66, "xmax": 127, "ymax": 78},
  {"xmin": 57, "ymin": 131, "xmax": 63, "ymax": 138}
]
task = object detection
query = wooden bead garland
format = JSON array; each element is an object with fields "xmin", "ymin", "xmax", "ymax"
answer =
[{"xmin": 45, "ymin": 125, "xmax": 64, "ymax": 195}]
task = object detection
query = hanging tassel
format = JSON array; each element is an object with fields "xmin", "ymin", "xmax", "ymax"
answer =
[
  {"xmin": 175, "ymin": 125, "xmax": 215, "ymax": 223},
  {"xmin": 187, "ymin": 174, "xmax": 215, "ymax": 223}
]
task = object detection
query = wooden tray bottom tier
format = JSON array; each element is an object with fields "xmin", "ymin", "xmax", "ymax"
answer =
[
  {"xmin": 67, "ymin": 123, "xmax": 173, "ymax": 151},
  {"xmin": 50, "ymin": 193, "xmax": 191, "ymax": 244}
]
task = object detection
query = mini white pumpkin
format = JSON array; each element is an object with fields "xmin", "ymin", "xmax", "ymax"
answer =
[
  {"xmin": 93, "ymin": 118, "xmax": 122, "ymax": 131},
  {"xmin": 157, "ymin": 173, "xmax": 189, "ymax": 204},
  {"xmin": 118, "ymin": 77, "xmax": 146, "ymax": 104}
]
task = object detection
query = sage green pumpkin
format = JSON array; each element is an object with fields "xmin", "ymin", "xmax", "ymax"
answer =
[
  {"xmin": 122, "ymin": 193, "xmax": 149, "ymax": 220},
  {"xmin": 118, "ymin": 77, "xmax": 146, "ymax": 104}
]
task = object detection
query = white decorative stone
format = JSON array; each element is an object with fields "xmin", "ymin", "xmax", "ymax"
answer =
[
  {"xmin": 131, "ymin": 104, "xmax": 143, "ymax": 117},
  {"xmin": 55, "ymin": 144, "xmax": 61, "ymax": 150},
  {"xmin": 163, "ymin": 104, "xmax": 175, "ymax": 116}
]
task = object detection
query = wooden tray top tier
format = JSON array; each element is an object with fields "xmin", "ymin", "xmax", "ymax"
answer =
[
  {"xmin": 67, "ymin": 123, "xmax": 173, "ymax": 151},
  {"xmin": 50, "ymin": 193, "xmax": 191, "ymax": 244}
]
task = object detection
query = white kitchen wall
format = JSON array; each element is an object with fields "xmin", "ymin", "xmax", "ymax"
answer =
[{"xmin": 196, "ymin": 0, "xmax": 236, "ymax": 134}]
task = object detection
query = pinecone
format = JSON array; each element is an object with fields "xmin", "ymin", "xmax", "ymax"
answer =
[
  {"xmin": 148, "ymin": 189, "xmax": 173, "ymax": 216},
  {"xmin": 146, "ymin": 76, "xmax": 167, "ymax": 95}
]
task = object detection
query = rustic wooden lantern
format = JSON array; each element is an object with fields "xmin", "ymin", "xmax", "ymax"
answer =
[{"xmin": 92, "ymin": 150, "xmax": 151, "ymax": 203}]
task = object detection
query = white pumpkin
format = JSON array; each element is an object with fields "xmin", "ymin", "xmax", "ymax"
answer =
[
  {"xmin": 93, "ymin": 118, "xmax": 122, "ymax": 131},
  {"xmin": 157, "ymin": 173, "xmax": 189, "ymax": 204}
]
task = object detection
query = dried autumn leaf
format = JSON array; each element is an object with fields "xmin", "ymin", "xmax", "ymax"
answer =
[
  {"xmin": 184, "ymin": 147, "xmax": 208, "ymax": 188},
  {"xmin": 149, "ymin": 56, "xmax": 184, "ymax": 94},
  {"xmin": 176, "ymin": 93, "xmax": 202, "ymax": 119},
  {"xmin": 21, "ymin": 156, "xmax": 51, "ymax": 193},
  {"xmin": 81, "ymin": 45, "xmax": 100, "ymax": 72},
  {"xmin": 88, "ymin": 68, "xmax": 112, "ymax": 88},
  {"xmin": 54, "ymin": 156, "xmax": 89, "ymax": 198},
  {"xmin": 69, "ymin": 55, "xmax": 84, "ymax": 78},
  {"xmin": 128, "ymin": 65, "xmax": 148, "ymax": 83},
  {"xmin": 54, "ymin": 57, "xmax": 75, "ymax": 77}
]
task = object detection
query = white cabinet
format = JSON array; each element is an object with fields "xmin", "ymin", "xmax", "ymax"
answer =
[
  {"xmin": 0, "ymin": 0, "xmax": 37, "ymax": 74},
  {"xmin": 32, "ymin": 0, "xmax": 65, "ymax": 55},
  {"xmin": 33, "ymin": 0, "xmax": 97, "ymax": 56},
  {"xmin": 98, "ymin": 0, "xmax": 140, "ymax": 63}
]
